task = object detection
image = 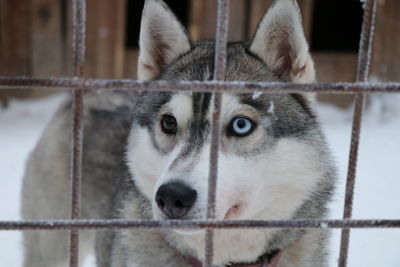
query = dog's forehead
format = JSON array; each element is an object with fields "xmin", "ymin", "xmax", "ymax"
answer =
[
  {"xmin": 163, "ymin": 93, "xmax": 243, "ymax": 121},
  {"xmin": 160, "ymin": 41, "xmax": 278, "ymax": 82},
  {"xmin": 164, "ymin": 93, "xmax": 269, "ymax": 114}
]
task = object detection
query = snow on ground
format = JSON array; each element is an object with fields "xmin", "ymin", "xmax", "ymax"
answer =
[{"xmin": 0, "ymin": 94, "xmax": 399, "ymax": 266}]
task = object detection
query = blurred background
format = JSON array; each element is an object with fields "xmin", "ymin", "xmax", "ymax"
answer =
[
  {"xmin": 0, "ymin": 0, "xmax": 399, "ymax": 105},
  {"xmin": 1, "ymin": 0, "xmax": 400, "ymax": 266}
]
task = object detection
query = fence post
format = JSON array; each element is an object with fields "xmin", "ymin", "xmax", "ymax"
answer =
[
  {"xmin": 371, "ymin": 0, "xmax": 400, "ymax": 82},
  {"xmin": 0, "ymin": 0, "xmax": 31, "ymax": 105}
]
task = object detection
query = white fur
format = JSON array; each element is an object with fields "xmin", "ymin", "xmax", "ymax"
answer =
[
  {"xmin": 127, "ymin": 93, "xmax": 324, "ymax": 264},
  {"xmin": 138, "ymin": 0, "xmax": 191, "ymax": 80},
  {"xmin": 252, "ymin": 92, "xmax": 262, "ymax": 100},
  {"xmin": 165, "ymin": 94, "xmax": 193, "ymax": 128},
  {"xmin": 126, "ymin": 94, "xmax": 193, "ymax": 198},
  {"xmin": 171, "ymin": 137, "xmax": 324, "ymax": 264},
  {"xmin": 127, "ymin": 3, "xmax": 324, "ymax": 263},
  {"xmin": 268, "ymin": 100, "xmax": 275, "ymax": 114},
  {"xmin": 249, "ymin": 0, "xmax": 316, "ymax": 108},
  {"xmin": 127, "ymin": 127, "xmax": 164, "ymax": 198}
]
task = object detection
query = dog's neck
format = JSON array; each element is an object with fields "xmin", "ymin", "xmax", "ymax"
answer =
[{"xmin": 185, "ymin": 249, "xmax": 282, "ymax": 267}]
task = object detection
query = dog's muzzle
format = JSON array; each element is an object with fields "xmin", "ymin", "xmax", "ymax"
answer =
[{"xmin": 155, "ymin": 181, "xmax": 197, "ymax": 219}]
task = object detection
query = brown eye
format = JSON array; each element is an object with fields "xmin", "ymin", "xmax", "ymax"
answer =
[{"xmin": 161, "ymin": 114, "xmax": 178, "ymax": 135}]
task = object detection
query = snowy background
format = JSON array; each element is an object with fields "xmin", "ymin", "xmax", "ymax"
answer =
[{"xmin": 0, "ymin": 93, "xmax": 399, "ymax": 266}]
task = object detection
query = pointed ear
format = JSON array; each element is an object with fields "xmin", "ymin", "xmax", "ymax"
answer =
[
  {"xmin": 138, "ymin": 0, "xmax": 192, "ymax": 80},
  {"xmin": 249, "ymin": 0, "xmax": 315, "ymax": 84}
]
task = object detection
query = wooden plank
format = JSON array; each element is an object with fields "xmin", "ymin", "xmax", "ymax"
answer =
[
  {"xmin": 0, "ymin": 0, "xmax": 31, "ymax": 76},
  {"xmin": 313, "ymin": 52, "xmax": 358, "ymax": 82},
  {"xmin": 297, "ymin": 0, "xmax": 314, "ymax": 42},
  {"xmin": 189, "ymin": 0, "xmax": 207, "ymax": 41},
  {"xmin": 248, "ymin": 0, "xmax": 273, "ymax": 39},
  {"xmin": 198, "ymin": 0, "xmax": 216, "ymax": 40},
  {"xmin": 65, "ymin": 0, "xmax": 72, "ymax": 77},
  {"xmin": 123, "ymin": 48, "xmax": 138, "ymax": 79},
  {"xmin": 0, "ymin": 0, "xmax": 5, "ymax": 106},
  {"xmin": 228, "ymin": 0, "xmax": 247, "ymax": 41},
  {"xmin": 313, "ymin": 52, "xmax": 357, "ymax": 108},
  {"xmin": 0, "ymin": 0, "xmax": 3, "ymax": 63},
  {"xmin": 371, "ymin": 0, "xmax": 400, "ymax": 82},
  {"xmin": 189, "ymin": 0, "xmax": 247, "ymax": 41},
  {"xmin": 248, "ymin": 0, "xmax": 313, "ymax": 41},
  {"xmin": 0, "ymin": 0, "xmax": 32, "ymax": 104},
  {"xmin": 86, "ymin": 0, "xmax": 126, "ymax": 78},
  {"xmin": 31, "ymin": 0, "xmax": 63, "ymax": 77}
]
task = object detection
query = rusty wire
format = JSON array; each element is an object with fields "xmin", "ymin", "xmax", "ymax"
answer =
[
  {"xmin": 69, "ymin": 0, "xmax": 86, "ymax": 266},
  {"xmin": 338, "ymin": 0, "xmax": 378, "ymax": 266},
  {"xmin": 0, "ymin": 219, "xmax": 399, "ymax": 231},
  {"xmin": 1, "ymin": 78, "xmax": 400, "ymax": 94},
  {"xmin": 204, "ymin": 0, "xmax": 230, "ymax": 266}
]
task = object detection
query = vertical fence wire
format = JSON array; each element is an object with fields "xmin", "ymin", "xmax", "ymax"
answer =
[
  {"xmin": 70, "ymin": 0, "xmax": 86, "ymax": 266},
  {"xmin": 338, "ymin": 0, "xmax": 378, "ymax": 266},
  {"xmin": 204, "ymin": 0, "xmax": 230, "ymax": 266}
]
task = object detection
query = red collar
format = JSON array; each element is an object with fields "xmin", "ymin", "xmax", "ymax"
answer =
[{"xmin": 186, "ymin": 249, "xmax": 282, "ymax": 267}]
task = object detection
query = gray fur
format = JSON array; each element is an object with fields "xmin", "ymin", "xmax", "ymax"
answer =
[{"xmin": 21, "ymin": 0, "xmax": 336, "ymax": 266}]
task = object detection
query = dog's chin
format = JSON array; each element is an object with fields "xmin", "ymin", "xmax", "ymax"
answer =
[
  {"xmin": 223, "ymin": 203, "xmax": 244, "ymax": 220},
  {"xmin": 173, "ymin": 229, "xmax": 204, "ymax": 236}
]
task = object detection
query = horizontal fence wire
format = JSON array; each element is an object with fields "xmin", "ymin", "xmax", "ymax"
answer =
[
  {"xmin": 338, "ymin": 0, "xmax": 378, "ymax": 266},
  {"xmin": 0, "ymin": 219, "xmax": 399, "ymax": 230},
  {"xmin": 1, "ymin": 78, "xmax": 400, "ymax": 94}
]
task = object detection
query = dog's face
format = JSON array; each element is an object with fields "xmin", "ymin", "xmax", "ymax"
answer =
[{"xmin": 126, "ymin": 0, "xmax": 331, "ymax": 263}]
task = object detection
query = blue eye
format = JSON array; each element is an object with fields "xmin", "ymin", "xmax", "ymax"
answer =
[{"xmin": 229, "ymin": 117, "xmax": 256, "ymax": 137}]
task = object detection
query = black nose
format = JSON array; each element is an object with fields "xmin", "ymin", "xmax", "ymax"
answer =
[{"xmin": 155, "ymin": 181, "xmax": 197, "ymax": 219}]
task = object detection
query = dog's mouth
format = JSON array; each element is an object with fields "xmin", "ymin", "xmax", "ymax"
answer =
[
  {"xmin": 224, "ymin": 203, "xmax": 244, "ymax": 220},
  {"xmin": 173, "ymin": 229, "xmax": 204, "ymax": 236}
]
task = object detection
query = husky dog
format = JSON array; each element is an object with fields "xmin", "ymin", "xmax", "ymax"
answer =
[{"xmin": 21, "ymin": 0, "xmax": 336, "ymax": 266}]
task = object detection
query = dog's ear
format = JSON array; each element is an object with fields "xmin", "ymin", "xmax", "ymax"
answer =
[
  {"xmin": 249, "ymin": 0, "xmax": 315, "ymax": 84},
  {"xmin": 138, "ymin": 0, "xmax": 192, "ymax": 80}
]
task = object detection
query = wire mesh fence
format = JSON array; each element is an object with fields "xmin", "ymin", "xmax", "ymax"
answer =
[{"xmin": 0, "ymin": 0, "xmax": 399, "ymax": 266}]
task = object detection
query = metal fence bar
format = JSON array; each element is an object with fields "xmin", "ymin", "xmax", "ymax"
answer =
[
  {"xmin": 205, "ymin": 0, "xmax": 230, "ymax": 266},
  {"xmin": 1, "ymin": 78, "xmax": 400, "ymax": 94},
  {"xmin": 1, "ymin": 219, "xmax": 400, "ymax": 230},
  {"xmin": 338, "ymin": 0, "xmax": 378, "ymax": 266},
  {"xmin": 69, "ymin": 0, "xmax": 86, "ymax": 266}
]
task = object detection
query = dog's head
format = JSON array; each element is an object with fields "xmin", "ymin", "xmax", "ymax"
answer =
[{"xmin": 126, "ymin": 0, "xmax": 333, "ymax": 263}]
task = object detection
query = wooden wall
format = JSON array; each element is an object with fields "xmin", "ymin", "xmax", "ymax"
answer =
[
  {"xmin": 86, "ymin": 0, "xmax": 126, "ymax": 78},
  {"xmin": 0, "ymin": 0, "xmax": 31, "ymax": 105},
  {"xmin": 1, "ymin": 0, "xmax": 399, "ymax": 108},
  {"xmin": 371, "ymin": 0, "xmax": 400, "ymax": 82},
  {"xmin": 0, "ymin": 0, "xmax": 126, "ymax": 106}
]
